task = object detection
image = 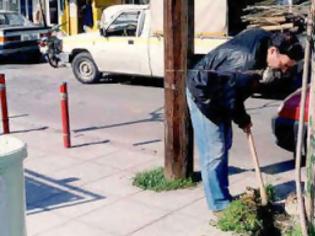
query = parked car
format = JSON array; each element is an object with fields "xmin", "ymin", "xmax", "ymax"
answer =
[
  {"xmin": 272, "ymin": 87, "xmax": 309, "ymax": 157},
  {"xmin": 0, "ymin": 11, "xmax": 50, "ymax": 60}
]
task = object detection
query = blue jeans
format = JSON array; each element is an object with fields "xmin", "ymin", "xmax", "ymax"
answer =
[{"xmin": 187, "ymin": 90, "xmax": 232, "ymax": 211}]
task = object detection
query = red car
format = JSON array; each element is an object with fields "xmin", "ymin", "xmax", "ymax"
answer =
[{"xmin": 272, "ymin": 87, "xmax": 309, "ymax": 155}]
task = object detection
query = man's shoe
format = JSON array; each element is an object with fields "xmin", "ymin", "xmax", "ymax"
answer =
[
  {"xmin": 209, "ymin": 210, "xmax": 224, "ymax": 226},
  {"xmin": 213, "ymin": 210, "xmax": 224, "ymax": 219}
]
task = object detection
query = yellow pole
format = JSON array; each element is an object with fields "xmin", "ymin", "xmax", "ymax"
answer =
[
  {"xmin": 69, "ymin": 0, "xmax": 78, "ymax": 35},
  {"xmin": 60, "ymin": 0, "xmax": 70, "ymax": 34},
  {"xmin": 92, "ymin": 0, "xmax": 98, "ymax": 31}
]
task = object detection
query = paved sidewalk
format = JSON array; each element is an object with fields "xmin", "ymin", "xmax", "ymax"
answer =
[{"xmin": 6, "ymin": 118, "xmax": 297, "ymax": 236}]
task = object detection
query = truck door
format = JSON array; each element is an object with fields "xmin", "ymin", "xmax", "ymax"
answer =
[{"xmin": 94, "ymin": 10, "xmax": 151, "ymax": 76}]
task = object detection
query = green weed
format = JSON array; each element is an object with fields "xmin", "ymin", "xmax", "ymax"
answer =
[
  {"xmin": 132, "ymin": 167, "xmax": 196, "ymax": 192},
  {"xmin": 217, "ymin": 199, "xmax": 263, "ymax": 234},
  {"xmin": 265, "ymin": 183, "xmax": 276, "ymax": 202}
]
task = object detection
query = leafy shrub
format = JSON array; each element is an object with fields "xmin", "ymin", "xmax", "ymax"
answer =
[{"xmin": 217, "ymin": 199, "xmax": 263, "ymax": 234}]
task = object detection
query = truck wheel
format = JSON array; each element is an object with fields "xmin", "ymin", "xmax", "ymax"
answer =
[{"xmin": 72, "ymin": 52, "xmax": 100, "ymax": 84}]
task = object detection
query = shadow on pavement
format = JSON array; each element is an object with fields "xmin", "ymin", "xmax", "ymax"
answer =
[
  {"xmin": 73, "ymin": 106, "xmax": 164, "ymax": 133},
  {"xmin": 0, "ymin": 54, "xmax": 46, "ymax": 65},
  {"xmin": 229, "ymin": 166, "xmax": 250, "ymax": 175},
  {"xmin": 11, "ymin": 126, "xmax": 49, "ymax": 134},
  {"xmin": 273, "ymin": 180, "xmax": 296, "ymax": 201},
  {"xmin": 71, "ymin": 139, "xmax": 110, "ymax": 148},
  {"xmin": 9, "ymin": 114, "xmax": 29, "ymax": 119},
  {"xmin": 133, "ymin": 139, "xmax": 162, "ymax": 146},
  {"xmin": 25, "ymin": 169, "xmax": 105, "ymax": 215},
  {"xmin": 261, "ymin": 160, "xmax": 295, "ymax": 175},
  {"xmin": 99, "ymin": 75, "xmax": 164, "ymax": 88},
  {"xmin": 193, "ymin": 166, "xmax": 250, "ymax": 183}
]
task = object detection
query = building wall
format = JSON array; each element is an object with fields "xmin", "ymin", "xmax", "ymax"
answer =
[
  {"xmin": 124, "ymin": 0, "xmax": 149, "ymax": 3},
  {"xmin": 0, "ymin": 0, "xmax": 19, "ymax": 11},
  {"xmin": 92, "ymin": 0, "xmax": 122, "ymax": 31},
  {"xmin": 60, "ymin": 0, "xmax": 123, "ymax": 35},
  {"xmin": 5, "ymin": 0, "xmax": 130, "ymax": 35}
]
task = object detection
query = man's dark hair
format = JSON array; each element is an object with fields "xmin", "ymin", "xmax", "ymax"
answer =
[{"xmin": 271, "ymin": 31, "xmax": 304, "ymax": 61}]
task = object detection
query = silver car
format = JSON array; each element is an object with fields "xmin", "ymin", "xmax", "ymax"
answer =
[{"xmin": 0, "ymin": 11, "xmax": 50, "ymax": 58}]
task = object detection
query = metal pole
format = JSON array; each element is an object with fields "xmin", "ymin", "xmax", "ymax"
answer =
[
  {"xmin": 0, "ymin": 74, "xmax": 9, "ymax": 134},
  {"xmin": 305, "ymin": 0, "xmax": 315, "ymax": 230},
  {"xmin": 60, "ymin": 82, "xmax": 71, "ymax": 148},
  {"xmin": 164, "ymin": 0, "xmax": 194, "ymax": 180},
  {"xmin": 295, "ymin": 9, "xmax": 314, "ymax": 236},
  {"xmin": 306, "ymin": 48, "xmax": 315, "ymax": 230}
]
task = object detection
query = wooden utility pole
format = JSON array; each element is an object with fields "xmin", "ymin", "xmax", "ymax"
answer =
[{"xmin": 164, "ymin": 0, "xmax": 194, "ymax": 180}]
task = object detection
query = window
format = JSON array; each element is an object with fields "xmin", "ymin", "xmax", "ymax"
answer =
[
  {"xmin": 0, "ymin": 13, "xmax": 34, "ymax": 27},
  {"xmin": 106, "ymin": 11, "xmax": 140, "ymax": 37},
  {"xmin": 0, "ymin": 0, "xmax": 19, "ymax": 11},
  {"xmin": 49, "ymin": 0, "xmax": 58, "ymax": 24}
]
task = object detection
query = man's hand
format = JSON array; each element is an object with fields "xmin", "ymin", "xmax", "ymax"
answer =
[{"xmin": 242, "ymin": 122, "xmax": 252, "ymax": 134}]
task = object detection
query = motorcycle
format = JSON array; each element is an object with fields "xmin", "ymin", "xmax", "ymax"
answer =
[{"xmin": 39, "ymin": 24, "xmax": 65, "ymax": 68}]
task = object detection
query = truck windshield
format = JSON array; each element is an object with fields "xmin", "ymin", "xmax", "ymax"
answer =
[
  {"xmin": 0, "ymin": 13, "xmax": 34, "ymax": 27},
  {"xmin": 106, "ymin": 11, "xmax": 140, "ymax": 37}
]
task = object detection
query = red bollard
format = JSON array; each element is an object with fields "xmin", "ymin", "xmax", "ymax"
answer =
[
  {"xmin": 60, "ymin": 82, "xmax": 71, "ymax": 148},
  {"xmin": 0, "ymin": 74, "xmax": 9, "ymax": 134}
]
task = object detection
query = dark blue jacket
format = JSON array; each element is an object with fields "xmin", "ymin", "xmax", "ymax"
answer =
[{"xmin": 187, "ymin": 28, "xmax": 272, "ymax": 127}]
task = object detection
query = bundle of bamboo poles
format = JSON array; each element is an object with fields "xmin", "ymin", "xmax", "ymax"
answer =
[{"xmin": 242, "ymin": 1, "xmax": 310, "ymax": 31}]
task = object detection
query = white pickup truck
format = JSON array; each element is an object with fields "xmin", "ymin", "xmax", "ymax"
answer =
[{"xmin": 51, "ymin": 2, "xmax": 229, "ymax": 84}]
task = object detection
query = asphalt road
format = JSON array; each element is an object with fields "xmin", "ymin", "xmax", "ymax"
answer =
[{"xmin": 0, "ymin": 62, "xmax": 294, "ymax": 174}]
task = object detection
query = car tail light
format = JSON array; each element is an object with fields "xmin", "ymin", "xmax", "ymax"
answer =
[
  {"xmin": 0, "ymin": 36, "xmax": 21, "ymax": 43},
  {"xmin": 278, "ymin": 88, "xmax": 309, "ymax": 122}
]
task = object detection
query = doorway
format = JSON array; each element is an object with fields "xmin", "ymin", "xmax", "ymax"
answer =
[{"xmin": 48, "ymin": 0, "xmax": 58, "ymax": 24}]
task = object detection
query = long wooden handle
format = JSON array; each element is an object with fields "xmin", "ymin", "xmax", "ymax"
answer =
[{"xmin": 247, "ymin": 131, "xmax": 268, "ymax": 206}]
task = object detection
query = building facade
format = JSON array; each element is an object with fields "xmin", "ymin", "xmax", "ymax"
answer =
[{"xmin": 0, "ymin": 0, "xmax": 133, "ymax": 35}]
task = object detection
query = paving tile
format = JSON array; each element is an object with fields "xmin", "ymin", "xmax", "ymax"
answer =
[
  {"xmin": 36, "ymin": 220, "xmax": 119, "ymax": 236},
  {"xmin": 62, "ymin": 140, "xmax": 120, "ymax": 161},
  {"xmin": 23, "ymin": 148, "xmax": 47, "ymax": 160},
  {"xmin": 195, "ymin": 223, "xmax": 234, "ymax": 236},
  {"xmin": 48, "ymin": 161, "xmax": 121, "ymax": 187},
  {"xmin": 229, "ymin": 170, "xmax": 257, "ymax": 186},
  {"xmin": 123, "ymin": 158, "xmax": 163, "ymax": 175},
  {"xmin": 129, "ymin": 186, "xmax": 204, "ymax": 211},
  {"xmin": 84, "ymin": 172, "xmax": 142, "ymax": 197},
  {"xmin": 12, "ymin": 125, "xmax": 118, "ymax": 162},
  {"xmin": 93, "ymin": 150, "xmax": 159, "ymax": 170},
  {"xmin": 26, "ymin": 211, "xmax": 70, "ymax": 236},
  {"xmin": 176, "ymin": 198, "xmax": 209, "ymax": 221},
  {"xmin": 78, "ymin": 199, "xmax": 167, "ymax": 235},
  {"xmin": 229, "ymin": 173, "xmax": 273, "ymax": 197},
  {"xmin": 34, "ymin": 195, "xmax": 118, "ymax": 219},
  {"xmin": 130, "ymin": 212, "xmax": 230, "ymax": 236},
  {"xmin": 24, "ymin": 154, "xmax": 84, "ymax": 175}
]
